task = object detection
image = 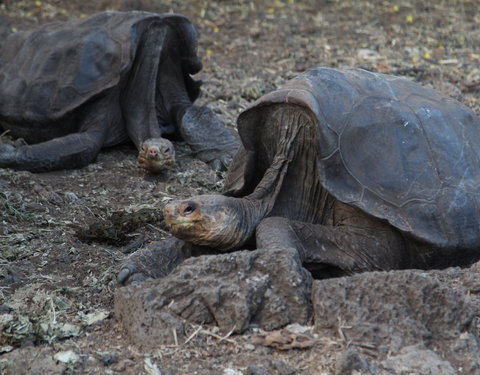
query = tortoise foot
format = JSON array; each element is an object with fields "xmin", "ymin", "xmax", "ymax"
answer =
[
  {"xmin": 0, "ymin": 143, "xmax": 16, "ymax": 168},
  {"xmin": 180, "ymin": 106, "xmax": 239, "ymax": 171},
  {"xmin": 209, "ymin": 154, "xmax": 234, "ymax": 172},
  {"xmin": 138, "ymin": 138, "xmax": 175, "ymax": 173},
  {"xmin": 117, "ymin": 237, "xmax": 190, "ymax": 285}
]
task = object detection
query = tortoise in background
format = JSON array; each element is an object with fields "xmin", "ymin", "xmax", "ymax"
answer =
[
  {"xmin": 0, "ymin": 11, "xmax": 238, "ymax": 173},
  {"xmin": 143, "ymin": 67, "xmax": 480, "ymax": 283}
]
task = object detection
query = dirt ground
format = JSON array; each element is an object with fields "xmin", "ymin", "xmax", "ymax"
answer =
[{"xmin": 0, "ymin": 0, "xmax": 479, "ymax": 374}]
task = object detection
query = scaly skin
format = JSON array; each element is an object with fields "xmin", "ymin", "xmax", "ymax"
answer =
[{"xmin": 164, "ymin": 195, "xmax": 266, "ymax": 250}]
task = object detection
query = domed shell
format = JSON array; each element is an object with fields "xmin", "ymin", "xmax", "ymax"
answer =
[
  {"xmin": 0, "ymin": 11, "xmax": 201, "ymax": 123},
  {"xmin": 236, "ymin": 68, "xmax": 480, "ymax": 249}
]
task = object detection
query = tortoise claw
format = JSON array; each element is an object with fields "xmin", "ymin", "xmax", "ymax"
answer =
[
  {"xmin": 209, "ymin": 154, "xmax": 233, "ymax": 172},
  {"xmin": 180, "ymin": 106, "xmax": 240, "ymax": 171},
  {"xmin": 117, "ymin": 264, "xmax": 147, "ymax": 285},
  {"xmin": 116, "ymin": 268, "xmax": 130, "ymax": 284},
  {"xmin": 117, "ymin": 238, "xmax": 192, "ymax": 285},
  {"xmin": 210, "ymin": 159, "xmax": 224, "ymax": 172}
]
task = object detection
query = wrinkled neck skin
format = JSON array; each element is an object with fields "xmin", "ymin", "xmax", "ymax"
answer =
[
  {"xmin": 218, "ymin": 109, "xmax": 301, "ymax": 249},
  {"xmin": 220, "ymin": 157, "xmax": 292, "ymax": 249},
  {"xmin": 219, "ymin": 196, "xmax": 270, "ymax": 250}
]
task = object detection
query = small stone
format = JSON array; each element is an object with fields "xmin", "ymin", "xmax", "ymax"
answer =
[
  {"xmin": 246, "ymin": 365, "xmax": 267, "ymax": 375},
  {"xmin": 285, "ymin": 323, "xmax": 313, "ymax": 334},
  {"xmin": 99, "ymin": 352, "xmax": 118, "ymax": 366},
  {"xmin": 335, "ymin": 348, "xmax": 371, "ymax": 375},
  {"xmin": 63, "ymin": 192, "xmax": 80, "ymax": 203},
  {"xmin": 224, "ymin": 369, "xmax": 243, "ymax": 375},
  {"xmin": 53, "ymin": 350, "xmax": 80, "ymax": 364},
  {"xmin": 144, "ymin": 358, "xmax": 162, "ymax": 375},
  {"xmin": 80, "ymin": 309, "xmax": 110, "ymax": 326},
  {"xmin": 0, "ymin": 345, "xmax": 13, "ymax": 353}
]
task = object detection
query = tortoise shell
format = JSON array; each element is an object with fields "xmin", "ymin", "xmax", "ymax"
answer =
[
  {"xmin": 231, "ymin": 68, "xmax": 480, "ymax": 249},
  {"xmin": 0, "ymin": 11, "xmax": 201, "ymax": 124}
]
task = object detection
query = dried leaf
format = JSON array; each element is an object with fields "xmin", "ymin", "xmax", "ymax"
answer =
[{"xmin": 252, "ymin": 329, "xmax": 316, "ymax": 350}]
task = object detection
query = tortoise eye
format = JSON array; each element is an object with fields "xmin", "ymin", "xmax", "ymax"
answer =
[{"xmin": 182, "ymin": 203, "xmax": 196, "ymax": 215}]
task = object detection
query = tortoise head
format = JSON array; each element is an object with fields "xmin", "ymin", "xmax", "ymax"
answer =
[
  {"xmin": 138, "ymin": 138, "xmax": 175, "ymax": 173},
  {"xmin": 164, "ymin": 195, "xmax": 254, "ymax": 250}
]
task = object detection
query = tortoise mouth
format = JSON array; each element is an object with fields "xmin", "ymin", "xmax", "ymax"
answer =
[
  {"xmin": 145, "ymin": 153, "xmax": 174, "ymax": 161},
  {"xmin": 164, "ymin": 210, "xmax": 206, "ymax": 229},
  {"xmin": 140, "ymin": 159, "xmax": 175, "ymax": 172},
  {"xmin": 164, "ymin": 216, "xmax": 197, "ymax": 227}
]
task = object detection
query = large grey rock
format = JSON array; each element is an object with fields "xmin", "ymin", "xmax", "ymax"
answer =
[
  {"xmin": 0, "ymin": 346, "xmax": 65, "ymax": 375},
  {"xmin": 379, "ymin": 345, "xmax": 456, "ymax": 375},
  {"xmin": 447, "ymin": 332, "xmax": 480, "ymax": 374},
  {"xmin": 312, "ymin": 270, "xmax": 474, "ymax": 351},
  {"xmin": 115, "ymin": 247, "xmax": 312, "ymax": 346},
  {"xmin": 335, "ymin": 347, "xmax": 374, "ymax": 375}
]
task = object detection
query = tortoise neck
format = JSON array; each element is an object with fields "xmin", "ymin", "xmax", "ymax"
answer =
[{"xmin": 224, "ymin": 196, "xmax": 270, "ymax": 249}]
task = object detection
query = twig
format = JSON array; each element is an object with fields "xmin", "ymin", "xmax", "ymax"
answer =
[
  {"xmin": 0, "ymin": 129, "xmax": 10, "ymax": 137},
  {"xmin": 172, "ymin": 328, "xmax": 178, "ymax": 346},
  {"xmin": 146, "ymin": 223, "xmax": 169, "ymax": 235},
  {"xmin": 183, "ymin": 325, "xmax": 203, "ymax": 345},
  {"xmin": 198, "ymin": 327, "xmax": 237, "ymax": 344}
]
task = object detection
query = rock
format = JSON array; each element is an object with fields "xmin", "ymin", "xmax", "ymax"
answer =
[
  {"xmin": 80, "ymin": 309, "xmax": 110, "ymax": 326},
  {"xmin": 115, "ymin": 248, "xmax": 312, "ymax": 346},
  {"xmin": 0, "ymin": 314, "xmax": 34, "ymax": 346},
  {"xmin": 312, "ymin": 270, "xmax": 474, "ymax": 351},
  {"xmin": 448, "ymin": 332, "xmax": 480, "ymax": 373},
  {"xmin": 223, "ymin": 369, "xmax": 243, "ymax": 375},
  {"xmin": 99, "ymin": 352, "xmax": 118, "ymax": 366},
  {"xmin": 335, "ymin": 347, "xmax": 373, "ymax": 375},
  {"xmin": 245, "ymin": 360, "xmax": 296, "ymax": 375},
  {"xmin": 37, "ymin": 321, "xmax": 81, "ymax": 342},
  {"xmin": 379, "ymin": 345, "xmax": 456, "ymax": 375},
  {"xmin": 144, "ymin": 358, "xmax": 162, "ymax": 375},
  {"xmin": 53, "ymin": 350, "xmax": 80, "ymax": 364},
  {"xmin": 0, "ymin": 346, "xmax": 65, "ymax": 375},
  {"xmin": 246, "ymin": 365, "xmax": 267, "ymax": 375}
]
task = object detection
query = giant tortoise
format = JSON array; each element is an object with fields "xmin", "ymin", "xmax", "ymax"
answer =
[
  {"xmin": 118, "ymin": 67, "xmax": 480, "ymax": 283},
  {"xmin": 0, "ymin": 11, "xmax": 238, "ymax": 172}
]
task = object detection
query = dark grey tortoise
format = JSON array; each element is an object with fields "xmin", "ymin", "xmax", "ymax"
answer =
[
  {"xmin": 118, "ymin": 67, "xmax": 480, "ymax": 284},
  {"xmin": 0, "ymin": 11, "xmax": 239, "ymax": 173}
]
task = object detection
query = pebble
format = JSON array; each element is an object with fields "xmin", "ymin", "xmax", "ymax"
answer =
[
  {"xmin": 224, "ymin": 368, "xmax": 243, "ymax": 375},
  {"xmin": 99, "ymin": 352, "xmax": 118, "ymax": 366},
  {"xmin": 53, "ymin": 350, "xmax": 80, "ymax": 364},
  {"xmin": 246, "ymin": 365, "xmax": 267, "ymax": 375}
]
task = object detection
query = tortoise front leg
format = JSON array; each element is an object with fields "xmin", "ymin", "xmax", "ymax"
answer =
[
  {"xmin": 117, "ymin": 236, "xmax": 217, "ymax": 285},
  {"xmin": 256, "ymin": 216, "xmax": 409, "ymax": 278},
  {"xmin": 0, "ymin": 95, "xmax": 113, "ymax": 172},
  {"xmin": 179, "ymin": 106, "xmax": 240, "ymax": 171},
  {"xmin": 121, "ymin": 24, "xmax": 176, "ymax": 173},
  {"xmin": 153, "ymin": 28, "xmax": 239, "ymax": 171}
]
